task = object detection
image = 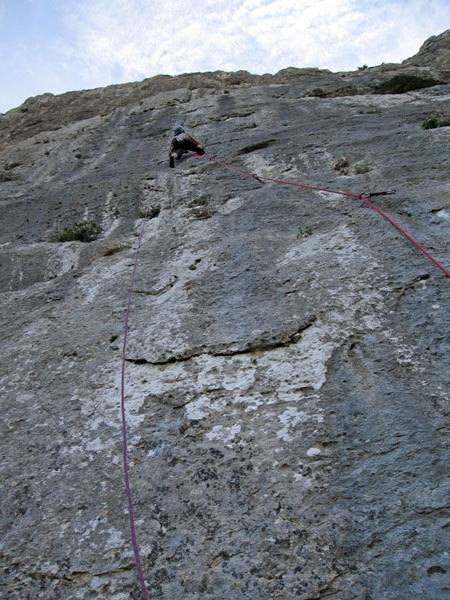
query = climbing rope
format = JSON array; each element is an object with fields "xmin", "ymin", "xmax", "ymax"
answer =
[
  {"xmin": 120, "ymin": 219, "xmax": 149, "ymax": 600},
  {"xmin": 192, "ymin": 153, "xmax": 450, "ymax": 278}
]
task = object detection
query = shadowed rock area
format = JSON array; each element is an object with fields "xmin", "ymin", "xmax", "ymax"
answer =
[{"xmin": 1, "ymin": 31, "xmax": 449, "ymax": 599}]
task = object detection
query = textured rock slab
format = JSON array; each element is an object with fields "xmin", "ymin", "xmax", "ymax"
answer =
[{"xmin": 1, "ymin": 41, "xmax": 449, "ymax": 599}]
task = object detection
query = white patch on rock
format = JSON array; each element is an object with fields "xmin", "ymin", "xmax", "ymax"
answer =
[
  {"xmin": 381, "ymin": 331, "xmax": 419, "ymax": 369},
  {"xmin": 277, "ymin": 407, "xmax": 308, "ymax": 441},
  {"xmin": 104, "ymin": 527, "xmax": 125, "ymax": 551},
  {"xmin": 205, "ymin": 424, "xmax": 241, "ymax": 443},
  {"xmin": 436, "ymin": 209, "xmax": 450, "ymax": 221},
  {"xmin": 243, "ymin": 153, "xmax": 278, "ymax": 176},
  {"xmin": 185, "ymin": 394, "xmax": 212, "ymax": 420},
  {"xmin": 260, "ymin": 325, "xmax": 337, "ymax": 392},
  {"xmin": 218, "ymin": 196, "xmax": 245, "ymax": 215},
  {"xmin": 101, "ymin": 190, "xmax": 121, "ymax": 237},
  {"xmin": 307, "ymin": 447, "xmax": 322, "ymax": 457},
  {"xmin": 293, "ymin": 472, "xmax": 313, "ymax": 488},
  {"xmin": 51, "ymin": 242, "xmax": 81, "ymax": 277},
  {"xmin": 77, "ymin": 252, "xmax": 131, "ymax": 303}
]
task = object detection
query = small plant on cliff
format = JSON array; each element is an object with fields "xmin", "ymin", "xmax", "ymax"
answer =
[
  {"xmin": 0, "ymin": 171, "xmax": 14, "ymax": 182},
  {"xmin": 334, "ymin": 158, "xmax": 350, "ymax": 175},
  {"xmin": 56, "ymin": 220, "xmax": 102, "ymax": 243},
  {"xmin": 422, "ymin": 114, "xmax": 450, "ymax": 129},
  {"xmin": 4, "ymin": 162, "xmax": 22, "ymax": 170},
  {"xmin": 354, "ymin": 163, "xmax": 371, "ymax": 175},
  {"xmin": 297, "ymin": 226, "xmax": 313, "ymax": 238},
  {"xmin": 0, "ymin": 162, "xmax": 21, "ymax": 182}
]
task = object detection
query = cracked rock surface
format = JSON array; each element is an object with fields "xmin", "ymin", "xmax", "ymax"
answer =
[{"xmin": 1, "ymin": 32, "xmax": 449, "ymax": 599}]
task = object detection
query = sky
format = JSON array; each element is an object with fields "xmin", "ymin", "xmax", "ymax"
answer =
[{"xmin": 0, "ymin": 0, "xmax": 448, "ymax": 114}]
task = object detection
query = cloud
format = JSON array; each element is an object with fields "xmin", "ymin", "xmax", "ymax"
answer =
[
  {"xmin": 62, "ymin": 0, "xmax": 447, "ymax": 86},
  {"xmin": 0, "ymin": 0, "xmax": 447, "ymax": 112}
]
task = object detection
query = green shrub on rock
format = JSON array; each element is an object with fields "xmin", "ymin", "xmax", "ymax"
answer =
[
  {"xmin": 56, "ymin": 220, "xmax": 102, "ymax": 243},
  {"xmin": 422, "ymin": 114, "xmax": 450, "ymax": 129}
]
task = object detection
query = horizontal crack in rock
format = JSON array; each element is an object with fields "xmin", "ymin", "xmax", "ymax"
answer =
[
  {"xmin": 126, "ymin": 315, "xmax": 317, "ymax": 365},
  {"xmin": 134, "ymin": 276, "xmax": 178, "ymax": 296},
  {"xmin": 237, "ymin": 139, "xmax": 276, "ymax": 154}
]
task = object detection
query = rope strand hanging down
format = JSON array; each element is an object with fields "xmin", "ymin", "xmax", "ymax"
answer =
[{"xmin": 121, "ymin": 220, "xmax": 149, "ymax": 600}]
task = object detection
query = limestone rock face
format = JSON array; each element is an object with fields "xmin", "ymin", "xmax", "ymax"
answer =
[
  {"xmin": 1, "ymin": 33, "xmax": 449, "ymax": 599},
  {"xmin": 403, "ymin": 29, "xmax": 450, "ymax": 71}
]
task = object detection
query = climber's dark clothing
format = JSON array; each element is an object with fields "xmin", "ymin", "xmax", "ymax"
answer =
[{"xmin": 169, "ymin": 132, "xmax": 205, "ymax": 167}]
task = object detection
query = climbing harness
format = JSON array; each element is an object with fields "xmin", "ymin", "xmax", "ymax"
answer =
[
  {"xmin": 121, "ymin": 220, "xmax": 149, "ymax": 600},
  {"xmin": 191, "ymin": 153, "xmax": 449, "ymax": 278}
]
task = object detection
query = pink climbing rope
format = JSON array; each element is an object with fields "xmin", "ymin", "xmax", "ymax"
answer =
[
  {"xmin": 121, "ymin": 219, "xmax": 149, "ymax": 600},
  {"xmin": 192, "ymin": 153, "xmax": 449, "ymax": 278},
  {"xmin": 357, "ymin": 193, "xmax": 450, "ymax": 278}
]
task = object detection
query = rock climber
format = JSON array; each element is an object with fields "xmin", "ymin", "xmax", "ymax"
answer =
[{"xmin": 168, "ymin": 125, "xmax": 205, "ymax": 168}]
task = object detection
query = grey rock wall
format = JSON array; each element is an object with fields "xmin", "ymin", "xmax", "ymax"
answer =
[{"xmin": 1, "ymin": 32, "xmax": 449, "ymax": 599}]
